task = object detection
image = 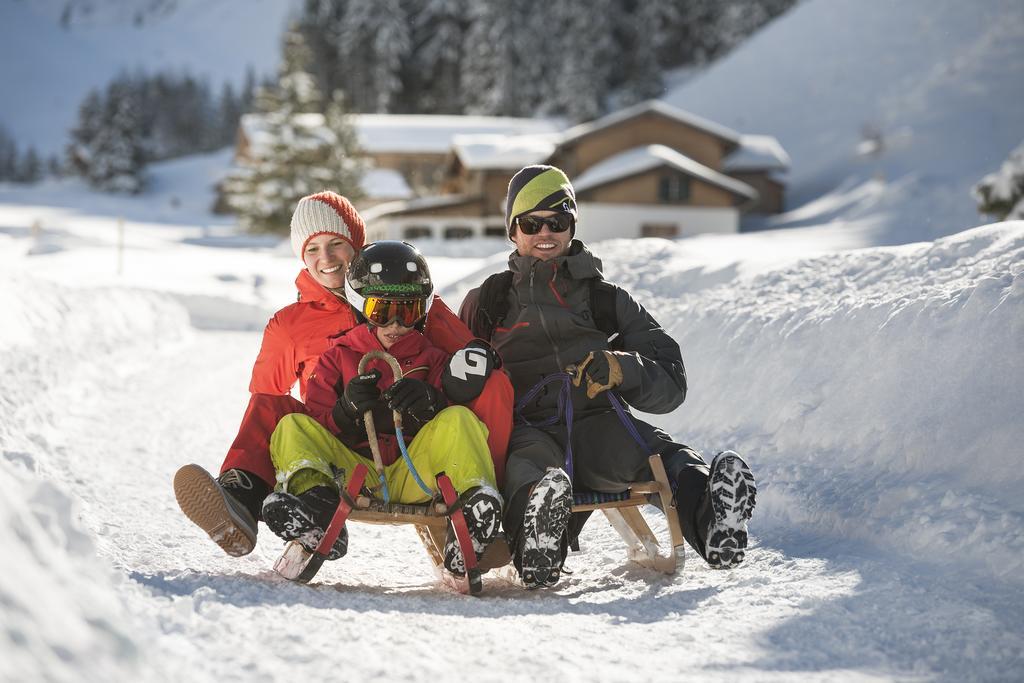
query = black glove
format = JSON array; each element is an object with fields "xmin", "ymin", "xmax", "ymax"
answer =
[
  {"xmin": 382, "ymin": 378, "xmax": 446, "ymax": 425},
  {"xmin": 568, "ymin": 350, "xmax": 624, "ymax": 399},
  {"xmin": 338, "ymin": 369, "xmax": 383, "ymax": 419},
  {"xmin": 442, "ymin": 340, "xmax": 501, "ymax": 404}
]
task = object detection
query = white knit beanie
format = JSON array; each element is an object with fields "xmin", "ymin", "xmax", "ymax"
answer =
[{"xmin": 289, "ymin": 191, "xmax": 366, "ymax": 258}]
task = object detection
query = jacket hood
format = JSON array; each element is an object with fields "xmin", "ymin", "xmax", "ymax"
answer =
[{"xmin": 507, "ymin": 239, "xmax": 604, "ymax": 281}]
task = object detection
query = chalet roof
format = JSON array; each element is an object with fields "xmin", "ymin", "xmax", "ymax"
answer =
[
  {"xmin": 361, "ymin": 193, "xmax": 481, "ymax": 222},
  {"xmin": 574, "ymin": 144, "xmax": 758, "ymax": 201},
  {"xmin": 360, "ymin": 168, "xmax": 413, "ymax": 200},
  {"xmin": 240, "ymin": 112, "xmax": 562, "ymax": 157},
  {"xmin": 354, "ymin": 115, "xmax": 560, "ymax": 154},
  {"xmin": 723, "ymin": 135, "xmax": 791, "ymax": 172},
  {"xmin": 450, "ymin": 133, "xmax": 558, "ymax": 170},
  {"xmin": 557, "ymin": 100, "xmax": 742, "ymax": 150}
]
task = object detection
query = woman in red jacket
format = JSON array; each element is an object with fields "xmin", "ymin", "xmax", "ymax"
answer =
[
  {"xmin": 263, "ymin": 241, "xmax": 502, "ymax": 577},
  {"xmin": 174, "ymin": 191, "xmax": 366, "ymax": 557}
]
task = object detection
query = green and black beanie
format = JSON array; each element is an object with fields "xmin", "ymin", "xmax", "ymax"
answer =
[{"xmin": 505, "ymin": 165, "xmax": 578, "ymax": 237}]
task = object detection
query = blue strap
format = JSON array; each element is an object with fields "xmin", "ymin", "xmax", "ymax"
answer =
[
  {"xmin": 515, "ymin": 372, "xmax": 576, "ymax": 479},
  {"xmin": 515, "ymin": 372, "xmax": 650, "ymax": 483},
  {"xmin": 394, "ymin": 426, "xmax": 435, "ymax": 498}
]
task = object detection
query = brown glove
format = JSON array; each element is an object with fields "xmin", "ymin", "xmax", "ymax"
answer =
[{"xmin": 568, "ymin": 350, "xmax": 624, "ymax": 399}]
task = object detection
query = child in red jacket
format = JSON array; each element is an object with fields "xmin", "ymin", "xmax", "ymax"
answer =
[{"xmin": 262, "ymin": 241, "xmax": 502, "ymax": 578}]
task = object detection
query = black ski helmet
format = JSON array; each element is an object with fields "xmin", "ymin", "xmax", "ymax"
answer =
[{"xmin": 345, "ymin": 241, "xmax": 433, "ymax": 324}]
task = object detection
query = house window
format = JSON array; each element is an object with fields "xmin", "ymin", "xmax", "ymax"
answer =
[
  {"xmin": 403, "ymin": 225, "xmax": 432, "ymax": 239},
  {"xmin": 658, "ymin": 173, "xmax": 691, "ymax": 203},
  {"xmin": 444, "ymin": 226, "xmax": 474, "ymax": 240},
  {"xmin": 483, "ymin": 225, "xmax": 507, "ymax": 238},
  {"xmin": 641, "ymin": 224, "xmax": 679, "ymax": 238}
]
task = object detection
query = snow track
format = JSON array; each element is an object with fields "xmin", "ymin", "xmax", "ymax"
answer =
[{"xmin": 3, "ymin": 233, "xmax": 1023, "ymax": 681}]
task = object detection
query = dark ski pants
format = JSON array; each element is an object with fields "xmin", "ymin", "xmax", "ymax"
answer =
[{"xmin": 502, "ymin": 411, "xmax": 715, "ymax": 562}]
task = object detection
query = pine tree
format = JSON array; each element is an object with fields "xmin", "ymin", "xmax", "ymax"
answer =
[
  {"xmin": 18, "ymin": 146, "xmax": 42, "ymax": 184},
  {"xmin": 545, "ymin": 0, "xmax": 618, "ymax": 122},
  {"xmin": 92, "ymin": 81, "xmax": 146, "ymax": 193},
  {"xmin": 221, "ymin": 24, "xmax": 363, "ymax": 233},
  {"xmin": 0, "ymin": 125, "xmax": 16, "ymax": 181},
  {"xmin": 405, "ymin": 0, "xmax": 467, "ymax": 113},
  {"xmin": 299, "ymin": 0, "xmax": 348, "ymax": 99},
  {"xmin": 66, "ymin": 85, "xmax": 146, "ymax": 193},
  {"xmin": 338, "ymin": 0, "xmax": 410, "ymax": 112},
  {"xmin": 461, "ymin": 0, "xmax": 534, "ymax": 116},
  {"xmin": 615, "ymin": 0, "xmax": 673, "ymax": 106}
]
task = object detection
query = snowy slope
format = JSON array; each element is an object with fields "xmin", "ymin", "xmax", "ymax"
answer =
[
  {"xmin": 664, "ymin": 0, "xmax": 1024, "ymax": 242},
  {"xmin": 0, "ymin": 0, "xmax": 299, "ymax": 157},
  {"xmin": 1, "ymin": 154, "xmax": 1023, "ymax": 681}
]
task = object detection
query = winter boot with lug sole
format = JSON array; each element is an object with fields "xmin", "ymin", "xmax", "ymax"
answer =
[
  {"xmin": 443, "ymin": 485, "xmax": 503, "ymax": 577},
  {"xmin": 262, "ymin": 486, "xmax": 349, "ymax": 560},
  {"xmin": 517, "ymin": 468, "xmax": 572, "ymax": 589},
  {"xmin": 705, "ymin": 450, "xmax": 757, "ymax": 569},
  {"xmin": 174, "ymin": 465, "xmax": 266, "ymax": 557}
]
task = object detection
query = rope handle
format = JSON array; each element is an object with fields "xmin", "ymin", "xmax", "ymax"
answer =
[{"xmin": 356, "ymin": 350, "xmax": 434, "ymax": 502}]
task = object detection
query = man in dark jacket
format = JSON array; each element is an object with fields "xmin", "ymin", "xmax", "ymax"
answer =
[{"xmin": 459, "ymin": 165, "xmax": 757, "ymax": 589}]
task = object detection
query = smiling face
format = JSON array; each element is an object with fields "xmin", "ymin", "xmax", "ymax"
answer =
[
  {"xmin": 373, "ymin": 320, "xmax": 414, "ymax": 350},
  {"xmin": 302, "ymin": 234, "xmax": 356, "ymax": 290},
  {"xmin": 510, "ymin": 210, "xmax": 572, "ymax": 261}
]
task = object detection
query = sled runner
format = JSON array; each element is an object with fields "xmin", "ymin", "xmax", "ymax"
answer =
[{"xmin": 273, "ymin": 350, "xmax": 509, "ymax": 595}]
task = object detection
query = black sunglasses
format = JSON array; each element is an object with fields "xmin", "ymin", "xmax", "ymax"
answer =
[{"xmin": 514, "ymin": 214, "xmax": 574, "ymax": 235}]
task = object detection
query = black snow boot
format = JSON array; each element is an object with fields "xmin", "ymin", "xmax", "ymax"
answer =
[
  {"xmin": 443, "ymin": 485, "xmax": 503, "ymax": 577},
  {"xmin": 514, "ymin": 468, "xmax": 572, "ymax": 589},
  {"xmin": 174, "ymin": 465, "xmax": 270, "ymax": 557},
  {"xmin": 704, "ymin": 451, "xmax": 757, "ymax": 569},
  {"xmin": 261, "ymin": 486, "xmax": 349, "ymax": 560}
]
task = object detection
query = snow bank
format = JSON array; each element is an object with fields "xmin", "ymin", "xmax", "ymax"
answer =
[
  {"xmin": 598, "ymin": 222, "xmax": 1024, "ymax": 580},
  {"xmin": 0, "ymin": 272, "xmax": 192, "ymax": 681}
]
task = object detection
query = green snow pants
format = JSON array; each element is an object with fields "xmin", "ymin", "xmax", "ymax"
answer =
[{"xmin": 269, "ymin": 406, "xmax": 496, "ymax": 503}]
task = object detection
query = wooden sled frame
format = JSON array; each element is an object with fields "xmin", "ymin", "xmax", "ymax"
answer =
[
  {"xmin": 273, "ymin": 351, "xmax": 684, "ymax": 591},
  {"xmin": 572, "ymin": 454, "xmax": 686, "ymax": 574},
  {"xmin": 273, "ymin": 350, "xmax": 509, "ymax": 595}
]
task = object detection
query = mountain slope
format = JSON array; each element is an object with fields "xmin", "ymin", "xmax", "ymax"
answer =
[{"xmin": 664, "ymin": 0, "xmax": 1024, "ymax": 241}]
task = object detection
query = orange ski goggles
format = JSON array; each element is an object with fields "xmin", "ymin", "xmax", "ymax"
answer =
[{"xmin": 362, "ymin": 296, "xmax": 428, "ymax": 328}]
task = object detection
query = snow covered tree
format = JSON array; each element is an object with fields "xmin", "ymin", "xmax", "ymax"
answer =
[
  {"xmin": 461, "ymin": 0, "xmax": 537, "ymax": 117},
  {"xmin": 543, "ymin": 0, "xmax": 618, "ymax": 122},
  {"xmin": 338, "ymin": 0, "xmax": 411, "ymax": 112},
  {"xmin": 405, "ymin": 0, "xmax": 468, "ymax": 113},
  {"xmin": 972, "ymin": 141, "xmax": 1024, "ymax": 221},
  {"xmin": 17, "ymin": 146, "xmax": 42, "ymax": 184},
  {"xmin": 614, "ymin": 0, "xmax": 675, "ymax": 106},
  {"xmin": 66, "ymin": 84, "xmax": 146, "ymax": 193},
  {"xmin": 0, "ymin": 125, "xmax": 17, "ymax": 181},
  {"xmin": 221, "ymin": 24, "xmax": 363, "ymax": 233}
]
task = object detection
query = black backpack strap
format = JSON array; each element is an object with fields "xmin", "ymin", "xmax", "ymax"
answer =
[
  {"xmin": 470, "ymin": 271, "xmax": 514, "ymax": 341},
  {"xmin": 589, "ymin": 279, "xmax": 622, "ymax": 349}
]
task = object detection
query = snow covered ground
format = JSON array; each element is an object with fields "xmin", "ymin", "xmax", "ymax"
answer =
[{"xmin": 1, "ymin": 150, "xmax": 1023, "ymax": 682}]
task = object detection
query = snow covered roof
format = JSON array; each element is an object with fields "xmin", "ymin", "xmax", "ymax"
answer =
[
  {"xmin": 558, "ymin": 100, "xmax": 742, "ymax": 149},
  {"xmin": 241, "ymin": 112, "xmax": 563, "ymax": 157},
  {"xmin": 239, "ymin": 113, "xmax": 336, "ymax": 157},
  {"xmin": 353, "ymin": 114, "xmax": 562, "ymax": 154},
  {"xmin": 361, "ymin": 194, "xmax": 480, "ymax": 222},
  {"xmin": 451, "ymin": 133, "xmax": 559, "ymax": 170},
  {"xmin": 723, "ymin": 135, "xmax": 791, "ymax": 172},
  {"xmin": 574, "ymin": 144, "xmax": 758, "ymax": 201},
  {"xmin": 360, "ymin": 168, "xmax": 413, "ymax": 200}
]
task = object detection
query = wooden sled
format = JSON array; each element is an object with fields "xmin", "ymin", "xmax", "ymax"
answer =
[
  {"xmin": 571, "ymin": 454, "xmax": 686, "ymax": 574},
  {"xmin": 273, "ymin": 350, "xmax": 509, "ymax": 595}
]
